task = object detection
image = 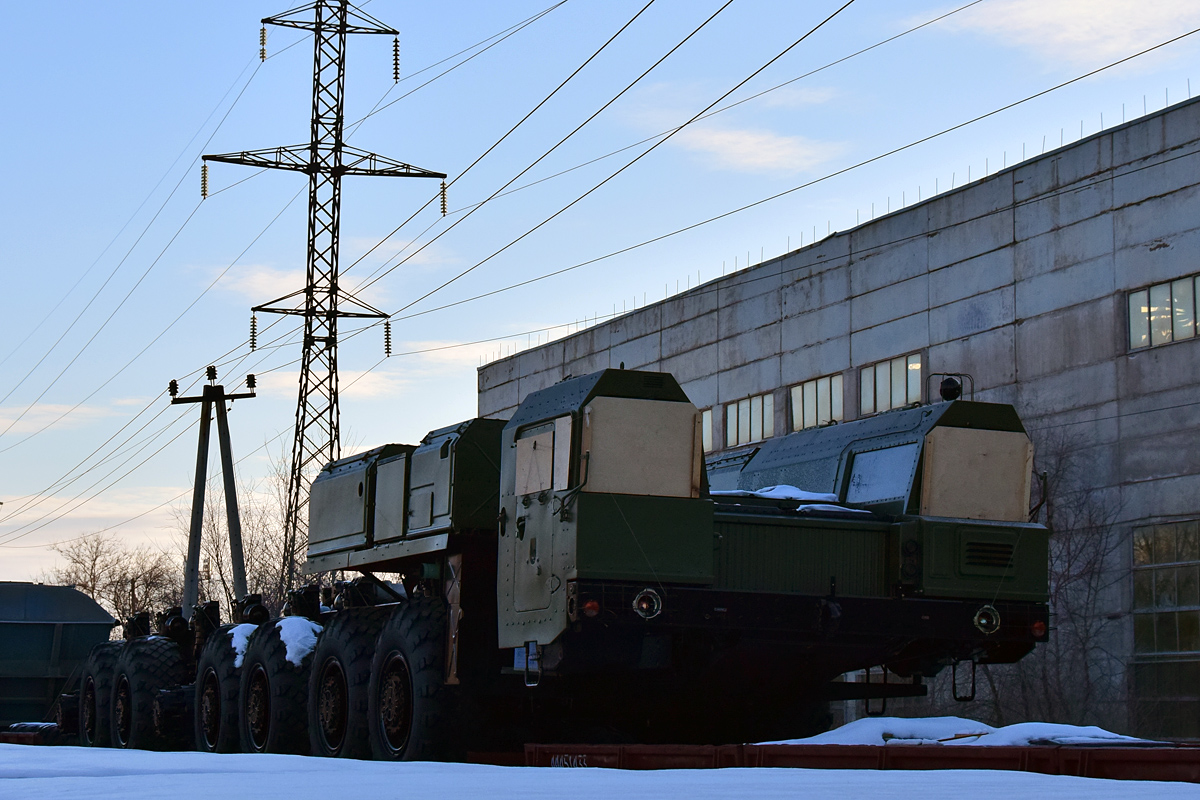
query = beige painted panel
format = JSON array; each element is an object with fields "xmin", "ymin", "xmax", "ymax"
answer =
[
  {"xmin": 515, "ymin": 431, "xmax": 554, "ymax": 496},
  {"xmin": 553, "ymin": 415, "xmax": 573, "ymax": 491},
  {"xmin": 920, "ymin": 426, "xmax": 1033, "ymax": 522},
  {"xmin": 580, "ymin": 396, "xmax": 699, "ymax": 498}
]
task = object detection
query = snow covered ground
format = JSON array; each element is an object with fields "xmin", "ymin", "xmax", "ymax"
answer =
[
  {"xmin": 4, "ymin": 743, "xmax": 1200, "ymax": 800},
  {"xmin": 769, "ymin": 716, "xmax": 1155, "ymax": 747}
]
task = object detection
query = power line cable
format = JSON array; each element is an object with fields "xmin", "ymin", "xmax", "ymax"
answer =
[
  {"xmin": 0, "ymin": 8, "xmax": 574, "ymax": 535},
  {"xmin": 0, "ymin": 58, "xmax": 258, "ymax": 374},
  {"xmin": 334, "ymin": 0, "xmax": 670, "ymax": 283},
  {"xmin": 354, "ymin": 0, "xmax": 858, "ymax": 317},
  {"xmin": 412, "ymin": 0, "xmax": 986, "ymax": 222},
  {"xmin": 373, "ymin": 25, "xmax": 1200, "ymax": 327},
  {"xmin": 0, "ymin": 61, "xmax": 264, "ymax": 438},
  {"xmin": 0, "ymin": 3, "xmax": 563, "ymax": 456}
]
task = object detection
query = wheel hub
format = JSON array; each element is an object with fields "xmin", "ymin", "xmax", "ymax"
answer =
[
  {"xmin": 81, "ymin": 676, "xmax": 97, "ymax": 743},
  {"xmin": 245, "ymin": 664, "xmax": 271, "ymax": 751},
  {"xmin": 113, "ymin": 674, "xmax": 132, "ymax": 747},
  {"xmin": 199, "ymin": 668, "xmax": 222, "ymax": 749},
  {"xmin": 378, "ymin": 652, "xmax": 412, "ymax": 755},
  {"xmin": 316, "ymin": 659, "xmax": 348, "ymax": 753}
]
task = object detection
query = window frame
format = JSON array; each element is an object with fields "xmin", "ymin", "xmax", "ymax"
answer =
[
  {"xmin": 859, "ymin": 352, "xmax": 922, "ymax": 416},
  {"xmin": 724, "ymin": 392, "xmax": 775, "ymax": 449},
  {"xmin": 789, "ymin": 373, "xmax": 844, "ymax": 432},
  {"xmin": 1128, "ymin": 275, "xmax": 1200, "ymax": 351}
]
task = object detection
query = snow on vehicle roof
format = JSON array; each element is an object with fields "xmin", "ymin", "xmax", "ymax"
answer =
[{"xmin": 711, "ymin": 485, "xmax": 839, "ymax": 502}]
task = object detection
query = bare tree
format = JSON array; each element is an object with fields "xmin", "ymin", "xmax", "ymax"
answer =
[{"xmin": 41, "ymin": 533, "xmax": 182, "ymax": 626}]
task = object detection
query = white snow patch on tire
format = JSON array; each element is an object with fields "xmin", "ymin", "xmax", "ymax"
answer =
[
  {"xmin": 276, "ymin": 617, "xmax": 323, "ymax": 666},
  {"xmin": 229, "ymin": 623, "xmax": 259, "ymax": 669}
]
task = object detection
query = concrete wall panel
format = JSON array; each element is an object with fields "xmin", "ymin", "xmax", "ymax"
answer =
[
  {"xmin": 850, "ymin": 312, "xmax": 928, "ymax": 366},
  {"xmin": 782, "ymin": 263, "xmax": 850, "ymax": 318},
  {"xmin": 1015, "ymin": 299, "xmax": 1117, "ymax": 379},
  {"xmin": 930, "ymin": 247, "xmax": 1014, "ymax": 308},
  {"xmin": 929, "ymin": 285, "xmax": 1014, "ymax": 344},
  {"xmin": 852, "ymin": 274, "xmax": 929, "ymax": 330},
  {"xmin": 1016, "ymin": 254, "xmax": 1115, "ymax": 320}
]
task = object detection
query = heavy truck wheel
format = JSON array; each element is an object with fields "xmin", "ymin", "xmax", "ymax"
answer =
[
  {"xmin": 239, "ymin": 618, "xmax": 321, "ymax": 754},
  {"xmin": 78, "ymin": 641, "xmax": 123, "ymax": 747},
  {"xmin": 367, "ymin": 599, "xmax": 457, "ymax": 761},
  {"xmin": 308, "ymin": 607, "xmax": 391, "ymax": 758},
  {"xmin": 195, "ymin": 624, "xmax": 255, "ymax": 753},
  {"xmin": 110, "ymin": 637, "xmax": 187, "ymax": 750}
]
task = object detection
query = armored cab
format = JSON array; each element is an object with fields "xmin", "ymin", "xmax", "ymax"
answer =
[
  {"xmin": 497, "ymin": 369, "xmax": 711, "ymax": 650},
  {"xmin": 305, "ymin": 418, "xmax": 505, "ymax": 573},
  {"xmin": 715, "ymin": 400, "xmax": 1047, "ymax": 606}
]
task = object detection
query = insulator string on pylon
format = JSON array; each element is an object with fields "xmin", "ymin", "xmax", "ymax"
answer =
[
  {"xmin": 260, "ymin": 26, "xmax": 267, "ymax": 61},
  {"xmin": 393, "ymin": 36, "xmax": 400, "ymax": 82},
  {"xmin": 384, "ymin": 319, "xmax": 392, "ymax": 357},
  {"xmin": 201, "ymin": 163, "xmax": 209, "ymax": 199},
  {"xmin": 250, "ymin": 313, "xmax": 258, "ymax": 351},
  {"xmin": 440, "ymin": 181, "xmax": 447, "ymax": 216}
]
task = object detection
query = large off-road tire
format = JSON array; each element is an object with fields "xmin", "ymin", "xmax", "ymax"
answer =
[
  {"xmin": 367, "ymin": 599, "xmax": 457, "ymax": 761},
  {"xmin": 239, "ymin": 617, "xmax": 320, "ymax": 754},
  {"xmin": 195, "ymin": 623, "xmax": 255, "ymax": 753},
  {"xmin": 110, "ymin": 637, "xmax": 186, "ymax": 750},
  {"xmin": 308, "ymin": 607, "xmax": 392, "ymax": 759},
  {"xmin": 78, "ymin": 641, "xmax": 123, "ymax": 747}
]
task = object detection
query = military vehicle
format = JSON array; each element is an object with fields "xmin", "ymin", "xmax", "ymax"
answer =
[{"xmin": 67, "ymin": 368, "xmax": 1049, "ymax": 758}]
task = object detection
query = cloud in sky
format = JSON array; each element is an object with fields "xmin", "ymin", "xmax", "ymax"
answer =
[
  {"xmin": 214, "ymin": 263, "xmax": 391, "ymax": 311},
  {"xmin": 626, "ymin": 82, "xmax": 843, "ymax": 175},
  {"xmin": 944, "ymin": 0, "xmax": 1200, "ymax": 66},
  {"xmin": 671, "ymin": 125, "xmax": 845, "ymax": 174},
  {"xmin": 0, "ymin": 402, "xmax": 114, "ymax": 436}
]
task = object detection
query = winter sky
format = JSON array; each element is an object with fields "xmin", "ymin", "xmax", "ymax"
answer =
[{"xmin": 2, "ymin": 0, "xmax": 1199, "ymax": 580}]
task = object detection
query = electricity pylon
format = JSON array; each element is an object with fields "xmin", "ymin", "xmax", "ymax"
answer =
[{"xmin": 204, "ymin": 1, "xmax": 445, "ymax": 593}]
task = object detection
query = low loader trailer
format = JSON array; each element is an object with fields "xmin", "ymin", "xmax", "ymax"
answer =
[{"xmin": 63, "ymin": 368, "xmax": 1049, "ymax": 758}]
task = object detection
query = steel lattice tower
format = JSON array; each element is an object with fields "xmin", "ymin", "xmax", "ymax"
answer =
[{"xmin": 205, "ymin": 0, "xmax": 444, "ymax": 593}]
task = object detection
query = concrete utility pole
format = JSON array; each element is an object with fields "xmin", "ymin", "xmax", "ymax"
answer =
[
  {"xmin": 204, "ymin": 1, "xmax": 444, "ymax": 595},
  {"xmin": 171, "ymin": 367, "xmax": 256, "ymax": 611}
]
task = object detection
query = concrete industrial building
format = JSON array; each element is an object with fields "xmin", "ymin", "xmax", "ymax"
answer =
[{"xmin": 477, "ymin": 96, "xmax": 1200, "ymax": 738}]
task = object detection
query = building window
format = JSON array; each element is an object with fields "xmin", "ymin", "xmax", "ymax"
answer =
[
  {"xmin": 790, "ymin": 374, "xmax": 844, "ymax": 431},
  {"xmin": 1129, "ymin": 276, "xmax": 1198, "ymax": 350},
  {"xmin": 725, "ymin": 392, "xmax": 774, "ymax": 448},
  {"xmin": 701, "ymin": 409, "xmax": 713, "ymax": 453},
  {"xmin": 1132, "ymin": 521, "xmax": 1200, "ymax": 739},
  {"xmin": 860, "ymin": 353, "xmax": 921, "ymax": 415}
]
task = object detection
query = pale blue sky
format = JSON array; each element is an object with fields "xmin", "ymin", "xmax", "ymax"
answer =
[{"xmin": 2, "ymin": 0, "xmax": 1198, "ymax": 579}]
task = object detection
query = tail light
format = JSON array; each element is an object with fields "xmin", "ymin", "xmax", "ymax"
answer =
[{"xmin": 633, "ymin": 589, "xmax": 662, "ymax": 620}]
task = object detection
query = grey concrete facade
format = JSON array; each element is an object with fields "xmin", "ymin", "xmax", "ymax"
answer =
[{"xmin": 477, "ymin": 97, "xmax": 1200, "ymax": 736}]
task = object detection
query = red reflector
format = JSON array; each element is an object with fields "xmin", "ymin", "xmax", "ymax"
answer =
[
  {"xmin": 582, "ymin": 600, "xmax": 600, "ymax": 618},
  {"xmin": 1031, "ymin": 620, "xmax": 1047, "ymax": 638}
]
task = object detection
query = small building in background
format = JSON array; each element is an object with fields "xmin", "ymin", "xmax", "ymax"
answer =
[{"xmin": 0, "ymin": 582, "xmax": 116, "ymax": 727}]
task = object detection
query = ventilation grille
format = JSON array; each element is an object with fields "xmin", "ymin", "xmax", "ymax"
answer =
[
  {"xmin": 964, "ymin": 541, "xmax": 1015, "ymax": 569},
  {"xmin": 642, "ymin": 374, "xmax": 665, "ymax": 388}
]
